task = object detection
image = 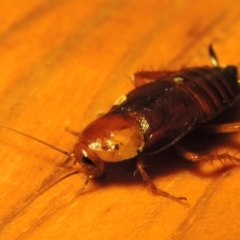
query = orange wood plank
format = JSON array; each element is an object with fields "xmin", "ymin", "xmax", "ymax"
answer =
[{"xmin": 1, "ymin": 0, "xmax": 240, "ymax": 239}]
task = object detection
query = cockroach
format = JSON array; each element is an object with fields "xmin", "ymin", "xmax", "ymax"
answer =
[{"xmin": 2, "ymin": 45, "xmax": 240, "ymax": 203}]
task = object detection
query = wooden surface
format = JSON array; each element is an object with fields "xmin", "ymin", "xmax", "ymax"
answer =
[{"xmin": 1, "ymin": 0, "xmax": 240, "ymax": 239}]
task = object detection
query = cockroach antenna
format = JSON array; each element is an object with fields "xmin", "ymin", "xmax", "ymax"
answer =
[
  {"xmin": 0, "ymin": 125, "xmax": 83, "ymax": 229},
  {"xmin": 0, "ymin": 125, "xmax": 71, "ymax": 156}
]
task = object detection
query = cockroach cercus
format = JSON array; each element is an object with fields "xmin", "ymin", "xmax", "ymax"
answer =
[{"xmin": 2, "ymin": 45, "xmax": 240, "ymax": 202}]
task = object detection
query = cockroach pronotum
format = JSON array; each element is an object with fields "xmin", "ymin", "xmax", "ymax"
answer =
[{"xmin": 2, "ymin": 45, "xmax": 240, "ymax": 203}]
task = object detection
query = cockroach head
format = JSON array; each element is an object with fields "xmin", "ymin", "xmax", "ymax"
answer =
[{"xmin": 78, "ymin": 113, "xmax": 144, "ymax": 162}]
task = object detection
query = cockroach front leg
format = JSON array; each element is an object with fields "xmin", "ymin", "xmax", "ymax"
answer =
[{"xmin": 136, "ymin": 154, "xmax": 187, "ymax": 202}]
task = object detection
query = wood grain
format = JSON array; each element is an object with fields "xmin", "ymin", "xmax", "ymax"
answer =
[{"xmin": 1, "ymin": 0, "xmax": 240, "ymax": 239}]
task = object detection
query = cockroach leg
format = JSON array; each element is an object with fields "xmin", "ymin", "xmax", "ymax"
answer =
[
  {"xmin": 133, "ymin": 70, "xmax": 172, "ymax": 87},
  {"xmin": 40, "ymin": 156, "xmax": 80, "ymax": 192},
  {"xmin": 65, "ymin": 126, "xmax": 80, "ymax": 137},
  {"xmin": 174, "ymin": 144, "xmax": 240, "ymax": 165},
  {"xmin": 136, "ymin": 154, "xmax": 187, "ymax": 202},
  {"xmin": 174, "ymin": 144, "xmax": 205, "ymax": 163},
  {"xmin": 79, "ymin": 175, "xmax": 90, "ymax": 192},
  {"xmin": 59, "ymin": 153, "xmax": 81, "ymax": 171},
  {"xmin": 200, "ymin": 122, "xmax": 240, "ymax": 133}
]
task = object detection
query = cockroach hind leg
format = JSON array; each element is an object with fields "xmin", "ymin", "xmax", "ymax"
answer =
[
  {"xmin": 174, "ymin": 144, "xmax": 240, "ymax": 166},
  {"xmin": 174, "ymin": 144, "xmax": 202, "ymax": 163},
  {"xmin": 136, "ymin": 154, "xmax": 187, "ymax": 202},
  {"xmin": 133, "ymin": 70, "xmax": 173, "ymax": 87},
  {"xmin": 200, "ymin": 122, "xmax": 240, "ymax": 133},
  {"xmin": 132, "ymin": 72, "xmax": 157, "ymax": 87}
]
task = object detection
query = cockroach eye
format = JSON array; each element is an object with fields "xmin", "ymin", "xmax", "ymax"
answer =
[{"xmin": 81, "ymin": 156, "xmax": 97, "ymax": 168}]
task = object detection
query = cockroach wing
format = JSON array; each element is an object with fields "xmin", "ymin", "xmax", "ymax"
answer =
[{"xmin": 142, "ymin": 118, "xmax": 196, "ymax": 154}]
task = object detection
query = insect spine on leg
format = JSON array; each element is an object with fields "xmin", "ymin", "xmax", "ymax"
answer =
[{"xmin": 209, "ymin": 44, "xmax": 219, "ymax": 67}]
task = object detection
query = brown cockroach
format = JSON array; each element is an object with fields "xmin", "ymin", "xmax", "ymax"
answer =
[{"xmin": 2, "ymin": 45, "xmax": 240, "ymax": 203}]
